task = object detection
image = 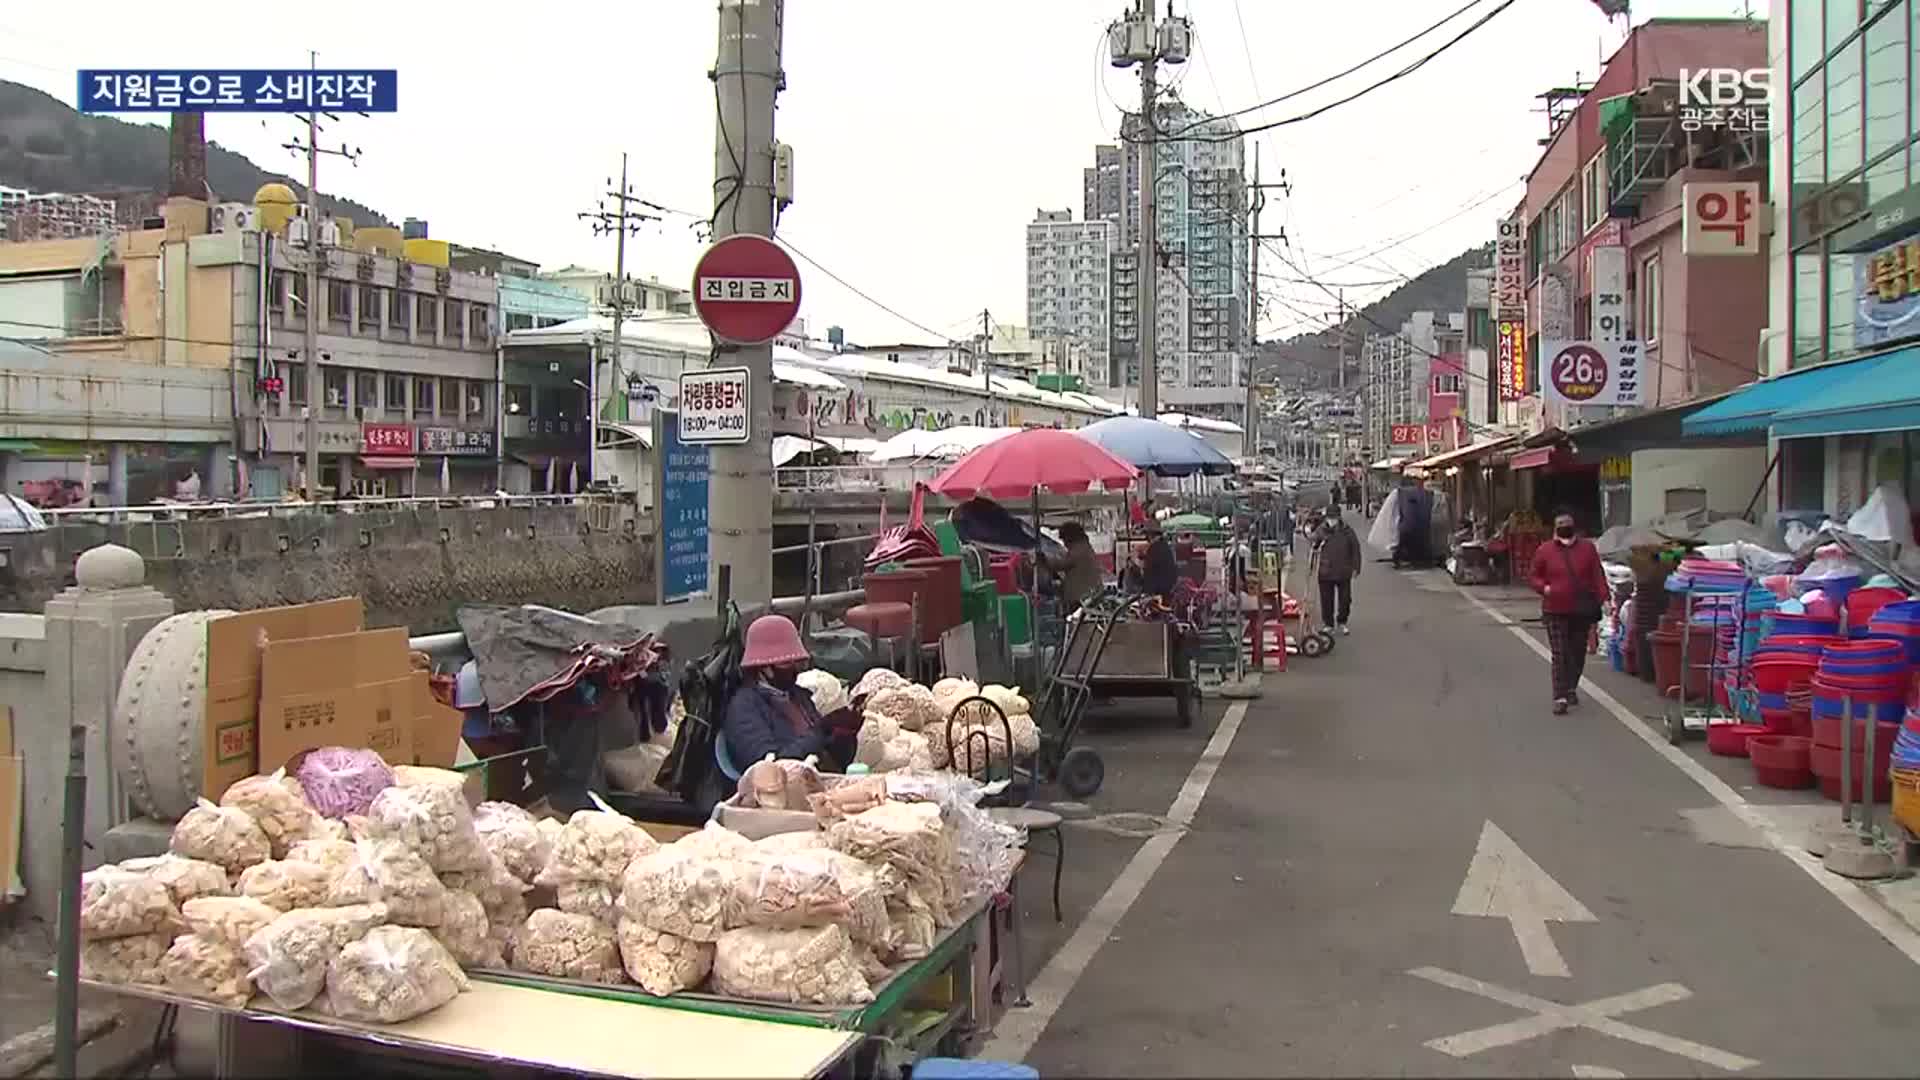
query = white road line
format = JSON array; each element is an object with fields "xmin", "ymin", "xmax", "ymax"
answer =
[
  {"xmin": 1453, "ymin": 584, "xmax": 1920, "ymax": 970},
  {"xmin": 1410, "ymin": 966, "xmax": 1758, "ymax": 1071},
  {"xmin": 982, "ymin": 701, "xmax": 1250, "ymax": 1063},
  {"xmin": 1572, "ymin": 1067, "xmax": 1627, "ymax": 1079},
  {"xmin": 1451, "ymin": 820, "xmax": 1597, "ymax": 977}
]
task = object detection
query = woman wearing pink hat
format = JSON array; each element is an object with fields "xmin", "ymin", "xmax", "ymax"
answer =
[{"xmin": 722, "ymin": 614, "xmax": 845, "ymax": 768}]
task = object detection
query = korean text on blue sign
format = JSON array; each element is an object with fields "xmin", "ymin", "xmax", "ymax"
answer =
[
  {"xmin": 77, "ymin": 70, "xmax": 398, "ymax": 113},
  {"xmin": 658, "ymin": 415, "xmax": 711, "ymax": 603}
]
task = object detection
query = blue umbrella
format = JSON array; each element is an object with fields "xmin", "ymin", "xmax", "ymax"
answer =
[{"xmin": 1073, "ymin": 415, "xmax": 1237, "ymax": 477}]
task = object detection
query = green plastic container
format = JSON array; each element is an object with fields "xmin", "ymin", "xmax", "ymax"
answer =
[{"xmin": 999, "ymin": 594, "xmax": 1033, "ymax": 647}]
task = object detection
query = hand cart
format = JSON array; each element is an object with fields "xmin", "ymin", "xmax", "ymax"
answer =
[
  {"xmin": 1292, "ymin": 534, "xmax": 1338, "ymax": 659},
  {"xmin": 1661, "ymin": 577, "xmax": 1752, "ymax": 745},
  {"xmin": 1034, "ymin": 595, "xmax": 1126, "ymax": 798}
]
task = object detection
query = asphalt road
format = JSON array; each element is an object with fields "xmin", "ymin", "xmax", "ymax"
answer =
[{"xmin": 1008, "ymin": 563, "xmax": 1920, "ymax": 1077}]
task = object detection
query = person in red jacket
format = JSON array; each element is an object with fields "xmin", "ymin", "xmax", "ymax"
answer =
[{"xmin": 1528, "ymin": 509, "xmax": 1611, "ymax": 714}]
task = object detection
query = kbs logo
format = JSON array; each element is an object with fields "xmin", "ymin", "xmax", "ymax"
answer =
[{"xmin": 1678, "ymin": 68, "xmax": 1771, "ymax": 133}]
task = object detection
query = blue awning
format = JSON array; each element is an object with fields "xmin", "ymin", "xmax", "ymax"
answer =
[
  {"xmin": 1770, "ymin": 345, "xmax": 1920, "ymax": 439},
  {"xmin": 1680, "ymin": 355, "xmax": 1885, "ymax": 437}
]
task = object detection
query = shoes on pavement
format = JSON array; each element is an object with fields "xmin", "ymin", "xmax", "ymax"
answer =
[
  {"xmin": 1567, "ymin": 689, "xmax": 1580, "ymax": 706},
  {"xmin": 1339, "ymin": 624, "xmax": 1351, "ymax": 636},
  {"xmin": 1552, "ymin": 698, "xmax": 1570, "ymax": 715}
]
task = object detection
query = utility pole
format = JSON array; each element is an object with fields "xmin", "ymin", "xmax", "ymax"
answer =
[
  {"xmin": 1337, "ymin": 289, "xmax": 1347, "ymax": 469},
  {"xmin": 1135, "ymin": 0, "xmax": 1159, "ymax": 423},
  {"xmin": 978, "ymin": 309, "xmax": 996, "ymax": 421},
  {"xmin": 578, "ymin": 153, "xmax": 659, "ymax": 486},
  {"xmin": 708, "ymin": 0, "xmax": 784, "ymax": 606},
  {"xmin": 282, "ymin": 50, "xmax": 360, "ymax": 500},
  {"xmin": 1244, "ymin": 147, "xmax": 1259, "ymax": 459}
]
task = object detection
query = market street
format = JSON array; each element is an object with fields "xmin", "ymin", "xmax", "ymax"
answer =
[{"xmin": 1005, "ymin": 562, "xmax": 1920, "ymax": 1077}]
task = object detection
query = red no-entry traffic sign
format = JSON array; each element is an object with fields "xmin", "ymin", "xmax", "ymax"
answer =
[{"xmin": 692, "ymin": 235, "xmax": 803, "ymax": 346}]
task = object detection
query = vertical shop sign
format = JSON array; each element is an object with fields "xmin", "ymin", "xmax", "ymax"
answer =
[
  {"xmin": 1590, "ymin": 246, "xmax": 1628, "ymax": 343},
  {"xmin": 652, "ymin": 408, "xmax": 711, "ymax": 603}
]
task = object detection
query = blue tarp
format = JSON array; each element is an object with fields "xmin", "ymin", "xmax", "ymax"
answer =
[
  {"xmin": 1680, "ymin": 354, "xmax": 1884, "ymax": 436},
  {"xmin": 1770, "ymin": 344, "xmax": 1920, "ymax": 439}
]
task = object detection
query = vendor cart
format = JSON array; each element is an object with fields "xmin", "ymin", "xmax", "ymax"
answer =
[{"xmin": 1047, "ymin": 595, "xmax": 1197, "ymax": 791}]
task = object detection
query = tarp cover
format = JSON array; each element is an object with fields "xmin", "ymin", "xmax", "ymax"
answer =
[
  {"xmin": 456, "ymin": 604, "xmax": 665, "ymax": 713},
  {"xmin": 948, "ymin": 497, "xmax": 1066, "ymax": 561}
]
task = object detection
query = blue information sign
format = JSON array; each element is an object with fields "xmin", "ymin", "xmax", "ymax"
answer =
[
  {"xmin": 77, "ymin": 70, "xmax": 398, "ymax": 113},
  {"xmin": 656, "ymin": 411, "xmax": 711, "ymax": 603}
]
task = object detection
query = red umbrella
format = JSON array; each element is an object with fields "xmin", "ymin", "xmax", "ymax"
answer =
[{"xmin": 930, "ymin": 428, "xmax": 1139, "ymax": 499}]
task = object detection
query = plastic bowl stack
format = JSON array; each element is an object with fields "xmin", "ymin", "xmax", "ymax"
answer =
[
  {"xmin": 1866, "ymin": 600, "xmax": 1920, "ymax": 664},
  {"xmin": 1811, "ymin": 639, "xmax": 1911, "ymax": 728},
  {"xmin": 1845, "ymin": 587, "xmax": 1909, "ymax": 638}
]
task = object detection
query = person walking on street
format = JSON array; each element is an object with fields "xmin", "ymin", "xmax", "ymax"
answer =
[
  {"xmin": 1529, "ymin": 509, "xmax": 1610, "ymax": 714},
  {"xmin": 1315, "ymin": 506, "xmax": 1362, "ymax": 636}
]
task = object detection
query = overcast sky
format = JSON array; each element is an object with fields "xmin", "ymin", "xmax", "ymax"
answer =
[{"xmin": 2, "ymin": 0, "xmax": 1762, "ymax": 347}]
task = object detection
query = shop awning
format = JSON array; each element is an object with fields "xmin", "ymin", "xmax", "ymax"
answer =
[
  {"xmin": 361, "ymin": 456, "xmax": 418, "ymax": 470},
  {"xmin": 1769, "ymin": 344, "xmax": 1920, "ymax": 439},
  {"xmin": 1509, "ymin": 446, "xmax": 1558, "ymax": 470},
  {"xmin": 1681, "ymin": 355, "xmax": 1884, "ymax": 436},
  {"xmin": 1407, "ymin": 435, "xmax": 1517, "ymax": 472}
]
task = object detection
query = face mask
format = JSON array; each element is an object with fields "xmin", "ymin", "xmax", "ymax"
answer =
[
  {"xmin": 1555, "ymin": 525, "xmax": 1576, "ymax": 541},
  {"xmin": 767, "ymin": 667, "xmax": 799, "ymax": 691}
]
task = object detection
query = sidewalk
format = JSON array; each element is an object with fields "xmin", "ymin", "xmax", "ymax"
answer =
[{"xmin": 1464, "ymin": 579, "xmax": 1920, "ymax": 932}]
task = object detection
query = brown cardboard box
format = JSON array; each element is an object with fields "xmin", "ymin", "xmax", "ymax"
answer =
[
  {"xmin": 203, "ymin": 598, "xmax": 365, "ymax": 802},
  {"xmin": 0, "ymin": 707, "xmax": 21, "ymax": 901},
  {"xmin": 257, "ymin": 628, "xmax": 420, "ymax": 773},
  {"xmin": 411, "ymin": 672, "xmax": 464, "ymax": 769}
]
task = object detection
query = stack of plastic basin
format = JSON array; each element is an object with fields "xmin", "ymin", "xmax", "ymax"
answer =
[
  {"xmin": 1767, "ymin": 610, "xmax": 1842, "ymax": 638},
  {"xmin": 1845, "ymin": 586, "xmax": 1909, "ymax": 636},
  {"xmin": 1812, "ymin": 639, "xmax": 1911, "ymax": 729},
  {"xmin": 1866, "ymin": 599, "xmax": 1920, "ymax": 664},
  {"xmin": 1810, "ymin": 713, "xmax": 1897, "ymax": 802}
]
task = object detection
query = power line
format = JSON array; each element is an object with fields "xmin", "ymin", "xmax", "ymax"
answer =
[{"xmin": 779, "ymin": 238, "xmax": 960, "ymax": 345}]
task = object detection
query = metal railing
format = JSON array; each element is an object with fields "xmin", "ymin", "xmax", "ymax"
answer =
[{"xmin": 34, "ymin": 491, "xmax": 637, "ymax": 526}]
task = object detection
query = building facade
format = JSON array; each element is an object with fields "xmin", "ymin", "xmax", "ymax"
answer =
[
  {"xmin": 539, "ymin": 266, "xmax": 693, "ymax": 316},
  {"xmin": 0, "ymin": 189, "xmax": 118, "ymax": 242},
  {"xmin": 1362, "ymin": 311, "xmax": 1448, "ymax": 453},
  {"xmin": 1025, "ymin": 210, "xmax": 1113, "ymax": 387}
]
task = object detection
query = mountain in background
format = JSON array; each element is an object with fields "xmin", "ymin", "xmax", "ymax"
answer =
[
  {"xmin": 1261, "ymin": 243, "xmax": 1494, "ymax": 388},
  {"xmin": 0, "ymin": 79, "xmax": 391, "ymax": 227}
]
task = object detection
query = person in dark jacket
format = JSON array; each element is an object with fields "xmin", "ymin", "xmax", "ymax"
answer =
[
  {"xmin": 1140, "ymin": 516, "xmax": 1179, "ymax": 598},
  {"xmin": 1314, "ymin": 506, "xmax": 1362, "ymax": 635},
  {"xmin": 722, "ymin": 614, "xmax": 849, "ymax": 768},
  {"xmin": 1529, "ymin": 510, "xmax": 1611, "ymax": 714}
]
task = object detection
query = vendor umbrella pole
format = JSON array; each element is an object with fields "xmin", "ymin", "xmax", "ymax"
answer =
[{"xmin": 53, "ymin": 711, "xmax": 86, "ymax": 1077}]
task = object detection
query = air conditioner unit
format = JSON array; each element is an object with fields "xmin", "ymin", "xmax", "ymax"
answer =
[
  {"xmin": 467, "ymin": 397, "xmax": 483, "ymax": 413},
  {"xmin": 317, "ymin": 220, "xmax": 343, "ymax": 247},
  {"xmin": 325, "ymin": 388, "xmax": 344, "ymax": 407},
  {"xmin": 210, "ymin": 202, "xmax": 258, "ymax": 233},
  {"xmin": 286, "ymin": 217, "xmax": 312, "ymax": 247}
]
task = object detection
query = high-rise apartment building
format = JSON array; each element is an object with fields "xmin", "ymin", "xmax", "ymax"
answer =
[
  {"xmin": 1025, "ymin": 210, "xmax": 1113, "ymax": 385},
  {"xmin": 0, "ymin": 189, "xmax": 118, "ymax": 242}
]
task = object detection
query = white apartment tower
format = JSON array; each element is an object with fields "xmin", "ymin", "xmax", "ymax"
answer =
[{"xmin": 1025, "ymin": 210, "xmax": 1112, "ymax": 385}]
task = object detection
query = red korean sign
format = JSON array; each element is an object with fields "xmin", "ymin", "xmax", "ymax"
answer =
[
  {"xmin": 692, "ymin": 235, "xmax": 803, "ymax": 346},
  {"xmin": 1546, "ymin": 342, "xmax": 1610, "ymax": 403},
  {"xmin": 1497, "ymin": 318, "xmax": 1528, "ymax": 401},
  {"xmin": 1390, "ymin": 422, "xmax": 1456, "ymax": 447},
  {"xmin": 1682, "ymin": 181, "xmax": 1761, "ymax": 256},
  {"xmin": 361, "ymin": 422, "xmax": 414, "ymax": 455}
]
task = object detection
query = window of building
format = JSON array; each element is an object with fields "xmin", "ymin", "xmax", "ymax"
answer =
[
  {"xmin": 389, "ymin": 290, "xmax": 410, "ymax": 329},
  {"xmin": 413, "ymin": 377, "xmax": 435, "ymax": 417},
  {"xmin": 1794, "ymin": 75, "xmax": 1827, "ymax": 184},
  {"xmin": 1640, "ymin": 256, "xmax": 1662, "ymax": 347},
  {"xmin": 1782, "ymin": 435, "xmax": 1826, "ymax": 508},
  {"xmin": 1827, "ymin": 251, "xmax": 1858, "ymax": 356},
  {"xmin": 268, "ymin": 270, "xmax": 286, "ymax": 312},
  {"xmin": 1582, "ymin": 151, "xmax": 1608, "ymax": 229},
  {"xmin": 440, "ymin": 378, "xmax": 463, "ymax": 418},
  {"xmin": 1827, "ymin": 0, "xmax": 1865, "ymax": 48},
  {"xmin": 416, "ymin": 295, "xmax": 438, "ymax": 338},
  {"xmin": 466, "ymin": 380, "xmax": 490, "ymax": 419},
  {"xmin": 327, "ymin": 281, "xmax": 350, "ymax": 324},
  {"xmin": 1792, "ymin": 0, "xmax": 1825, "ymax": 79},
  {"xmin": 322, "ymin": 366, "xmax": 348, "ymax": 410},
  {"xmin": 1862, "ymin": 8, "xmax": 1908, "ymax": 200},
  {"xmin": 289, "ymin": 272, "xmax": 308, "ymax": 316},
  {"xmin": 283, "ymin": 362, "xmax": 306, "ymax": 406},
  {"xmin": 357, "ymin": 285, "xmax": 380, "ymax": 330},
  {"xmin": 385, "ymin": 373, "xmax": 408, "ymax": 417},
  {"xmin": 506, "ymin": 312, "xmax": 533, "ymax": 331},
  {"xmin": 1792, "ymin": 252, "xmax": 1825, "ymax": 365},
  {"xmin": 355, "ymin": 371, "xmax": 379, "ymax": 413},
  {"xmin": 1826, "ymin": 36, "xmax": 1864, "ymax": 178},
  {"xmin": 444, "ymin": 300, "xmax": 463, "ymax": 341}
]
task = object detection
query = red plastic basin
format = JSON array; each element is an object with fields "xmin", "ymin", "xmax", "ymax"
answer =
[{"xmin": 1706, "ymin": 722, "xmax": 1768, "ymax": 758}]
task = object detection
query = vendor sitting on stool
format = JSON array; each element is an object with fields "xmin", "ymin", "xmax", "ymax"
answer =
[{"xmin": 723, "ymin": 614, "xmax": 858, "ymax": 770}]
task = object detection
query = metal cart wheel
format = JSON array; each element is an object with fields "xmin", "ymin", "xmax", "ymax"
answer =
[
  {"xmin": 1300, "ymin": 632, "xmax": 1329, "ymax": 658},
  {"xmin": 1316, "ymin": 628, "xmax": 1338, "ymax": 654},
  {"xmin": 1059, "ymin": 746, "xmax": 1105, "ymax": 798}
]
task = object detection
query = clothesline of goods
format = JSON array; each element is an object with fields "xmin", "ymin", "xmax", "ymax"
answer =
[{"xmin": 78, "ymin": 723, "xmax": 1027, "ymax": 1023}]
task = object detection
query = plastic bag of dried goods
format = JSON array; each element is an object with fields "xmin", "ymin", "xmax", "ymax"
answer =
[
  {"xmin": 242, "ymin": 903, "xmax": 389, "ymax": 1011},
  {"xmin": 325, "ymin": 839, "xmax": 448, "ymax": 927},
  {"xmin": 360, "ymin": 783, "xmax": 490, "ymax": 875},
  {"xmin": 283, "ymin": 839, "xmax": 359, "ymax": 878},
  {"xmin": 751, "ymin": 830, "xmax": 826, "ymax": 854},
  {"xmin": 618, "ymin": 845, "xmax": 739, "ymax": 943},
  {"xmin": 118, "ymin": 854, "xmax": 230, "ymax": 907},
  {"xmin": 855, "ymin": 715, "xmax": 932, "ymax": 773},
  {"xmin": 181, "ymin": 896, "xmax": 282, "ymax": 951},
  {"xmin": 294, "ymin": 747, "xmax": 394, "ymax": 820},
  {"xmin": 732, "ymin": 849, "xmax": 888, "ymax": 947},
  {"xmin": 556, "ymin": 881, "xmax": 618, "ymax": 924},
  {"xmin": 851, "ymin": 667, "xmax": 907, "ymax": 702},
  {"xmin": 865, "ymin": 684, "xmax": 938, "ymax": 733},
  {"xmin": 440, "ymin": 853, "xmax": 527, "ymax": 912},
  {"xmin": 615, "ymin": 918, "xmax": 713, "ymax": 996},
  {"xmin": 711, "ymin": 924, "xmax": 873, "ymax": 1006},
  {"xmin": 80, "ymin": 932, "xmax": 172, "ymax": 986},
  {"xmin": 81, "ymin": 865, "xmax": 180, "ymax": 940},
  {"xmin": 238, "ymin": 859, "xmax": 334, "ymax": 912},
  {"xmin": 826, "ymin": 802, "xmax": 951, "ymax": 922},
  {"xmin": 220, "ymin": 769, "xmax": 328, "ymax": 858},
  {"xmin": 513, "ymin": 909, "xmax": 623, "ymax": 985},
  {"xmin": 470, "ymin": 802, "xmax": 550, "ymax": 884},
  {"xmin": 675, "ymin": 822, "xmax": 754, "ymax": 860},
  {"xmin": 795, "ymin": 669, "xmax": 847, "ymax": 716},
  {"xmin": 603, "ymin": 743, "xmax": 671, "ymax": 795},
  {"xmin": 390, "ymin": 765, "xmax": 469, "ymax": 792},
  {"xmin": 162, "ymin": 934, "xmax": 254, "ymax": 1007},
  {"xmin": 171, "ymin": 798, "xmax": 271, "ymax": 874},
  {"xmin": 884, "ymin": 771, "xmax": 1021, "ymax": 907},
  {"xmin": 431, "ymin": 889, "xmax": 500, "ymax": 969},
  {"xmin": 534, "ymin": 801, "xmax": 659, "ymax": 889},
  {"xmin": 806, "ymin": 776, "xmax": 889, "ymax": 824},
  {"xmin": 930, "ymin": 677, "xmax": 979, "ymax": 719},
  {"xmin": 326, "ymin": 925, "xmax": 468, "ymax": 1024},
  {"xmin": 980, "ymin": 684, "xmax": 1030, "ymax": 716}
]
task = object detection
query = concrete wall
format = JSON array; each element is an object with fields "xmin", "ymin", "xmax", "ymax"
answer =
[
  {"xmin": 1630, "ymin": 445, "xmax": 1770, "ymax": 522},
  {"xmin": 0, "ymin": 502, "xmax": 657, "ymax": 633},
  {"xmin": 0, "ymin": 342, "xmax": 232, "ymax": 443}
]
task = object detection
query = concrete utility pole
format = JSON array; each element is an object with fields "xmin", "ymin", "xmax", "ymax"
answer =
[
  {"xmin": 1135, "ymin": 0, "xmax": 1159, "ymax": 422},
  {"xmin": 1243, "ymin": 147, "xmax": 1260, "ymax": 459},
  {"xmin": 708, "ymin": 0, "xmax": 784, "ymax": 606},
  {"xmin": 578, "ymin": 152, "xmax": 659, "ymax": 487}
]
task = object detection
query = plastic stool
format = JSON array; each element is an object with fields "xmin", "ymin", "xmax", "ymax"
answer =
[{"xmin": 911, "ymin": 1059, "xmax": 1039, "ymax": 1080}]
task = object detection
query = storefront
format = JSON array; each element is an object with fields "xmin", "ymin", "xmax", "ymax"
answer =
[{"xmin": 418, "ymin": 426, "xmax": 498, "ymax": 495}]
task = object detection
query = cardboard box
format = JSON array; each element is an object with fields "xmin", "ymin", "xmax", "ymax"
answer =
[
  {"xmin": 0, "ymin": 707, "xmax": 21, "ymax": 901},
  {"xmin": 412, "ymin": 672, "xmax": 464, "ymax": 769},
  {"xmin": 258, "ymin": 628, "xmax": 418, "ymax": 773},
  {"xmin": 203, "ymin": 598, "xmax": 364, "ymax": 801}
]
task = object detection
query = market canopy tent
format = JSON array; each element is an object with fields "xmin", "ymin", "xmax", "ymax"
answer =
[
  {"xmin": 929, "ymin": 427, "xmax": 1139, "ymax": 499},
  {"xmin": 1073, "ymin": 415, "xmax": 1236, "ymax": 477},
  {"xmin": 867, "ymin": 426, "xmax": 1017, "ymax": 463}
]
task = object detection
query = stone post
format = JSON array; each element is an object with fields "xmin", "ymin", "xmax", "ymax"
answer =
[
  {"xmin": 31, "ymin": 544, "xmax": 173, "ymax": 921},
  {"xmin": 107, "ymin": 443, "xmax": 129, "ymax": 506}
]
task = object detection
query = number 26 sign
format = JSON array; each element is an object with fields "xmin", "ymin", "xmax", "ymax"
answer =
[{"xmin": 1541, "ymin": 339, "xmax": 1643, "ymax": 408}]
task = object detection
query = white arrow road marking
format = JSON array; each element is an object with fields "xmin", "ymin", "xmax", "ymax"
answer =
[
  {"xmin": 1409, "ymin": 967, "xmax": 1759, "ymax": 1072},
  {"xmin": 1452, "ymin": 820, "xmax": 1597, "ymax": 977},
  {"xmin": 1572, "ymin": 1067, "xmax": 1627, "ymax": 1079}
]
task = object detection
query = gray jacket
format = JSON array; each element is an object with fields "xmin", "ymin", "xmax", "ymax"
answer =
[{"xmin": 1317, "ymin": 520, "xmax": 1363, "ymax": 581}]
